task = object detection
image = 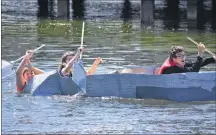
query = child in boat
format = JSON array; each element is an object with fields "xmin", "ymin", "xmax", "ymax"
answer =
[
  {"xmin": 58, "ymin": 47, "xmax": 102, "ymax": 77},
  {"xmin": 158, "ymin": 43, "xmax": 216, "ymax": 74},
  {"xmin": 16, "ymin": 50, "xmax": 45, "ymax": 92},
  {"xmin": 58, "ymin": 47, "xmax": 84, "ymax": 77}
]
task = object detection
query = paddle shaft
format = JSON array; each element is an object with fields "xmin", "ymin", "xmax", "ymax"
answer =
[
  {"xmin": 186, "ymin": 36, "xmax": 215, "ymax": 56},
  {"xmin": 80, "ymin": 22, "xmax": 85, "ymax": 59},
  {"xmin": 11, "ymin": 44, "xmax": 46, "ymax": 64}
]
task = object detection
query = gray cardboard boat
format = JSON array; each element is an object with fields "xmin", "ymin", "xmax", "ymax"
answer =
[
  {"xmin": 22, "ymin": 61, "xmax": 86, "ymax": 96},
  {"xmin": 21, "ymin": 62, "xmax": 216, "ymax": 102},
  {"xmin": 86, "ymin": 70, "xmax": 216, "ymax": 102}
]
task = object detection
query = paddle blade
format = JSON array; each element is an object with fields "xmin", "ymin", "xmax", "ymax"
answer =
[
  {"xmin": 72, "ymin": 60, "xmax": 86, "ymax": 94},
  {"xmin": 1, "ymin": 60, "xmax": 15, "ymax": 80}
]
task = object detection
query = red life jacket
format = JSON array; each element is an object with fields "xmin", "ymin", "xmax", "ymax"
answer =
[{"xmin": 158, "ymin": 58, "xmax": 177, "ymax": 75}]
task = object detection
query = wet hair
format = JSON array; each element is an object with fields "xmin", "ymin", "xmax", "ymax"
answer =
[
  {"xmin": 58, "ymin": 51, "xmax": 75, "ymax": 72},
  {"xmin": 169, "ymin": 46, "xmax": 184, "ymax": 59}
]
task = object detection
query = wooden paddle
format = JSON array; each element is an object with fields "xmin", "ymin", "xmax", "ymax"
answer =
[
  {"xmin": 186, "ymin": 36, "xmax": 216, "ymax": 56},
  {"xmin": 2, "ymin": 44, "xmax": 46, "ymax": 68},
  {"xmin": 11, "ymin": 44, "xmax": 46, "ymax": 64},
  {"xmin": 80, "ymin": 22, "xmax": 85, "ymax": 59},
  {"xmin": 1, "ymin": 44, "xmax": 46, "ymax": 79},
  {"xmin": 78, "ymin": 22, "xmax": 102, "ymax": 75}
]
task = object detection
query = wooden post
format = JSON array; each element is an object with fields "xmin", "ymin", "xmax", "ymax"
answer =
[
  {"xmin": 187, "ymin": 0, "xmax": 197, "ymax": 29},
  {"xmin": 49, "ymin": 0, "xmax": 55, "ymax": 19},
  {"xmin": 187, "ymin": 0, "xmax": 197, "ymax": 20},
  {"xmin": 57, "ymin": 0, "xmax": 70, "ymax": 19},
  {"xmin": 164, "ymin": 0, "xmax": 180, "ymax": 29},
  {"xmin": 197, "ymin": 0, "xmax": 205, "ymax": 30},
  {"xmin": 212, "ymin": 0, "xmax": 216, "ymax": 30},
  {"xmin": 141, "ymin": 0, "xmax": 154, "ymax": 25},
  {"xmin": 72, "ymin": 0, "xmax": 85, "ymax": 19},
  {"xmin": 122, "ymin": 0, "xmax": 132, "ymax": 21},
  {"xmin": 37, "ymin": 0, "xmax": 49, "ymax": 18}
]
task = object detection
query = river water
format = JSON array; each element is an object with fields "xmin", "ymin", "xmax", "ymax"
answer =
[{"xmin": 1, "ymin": 0, "xmax": 216, "ymax": 134}]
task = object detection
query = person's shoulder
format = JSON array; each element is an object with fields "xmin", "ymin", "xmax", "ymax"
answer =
[
  {"xmin": 166, "ymin": 66, "xmax": 181, "ymax": 70},
  {"xmin": 163, "ymin": 66, "xmax": 183, "ymax": 74}
]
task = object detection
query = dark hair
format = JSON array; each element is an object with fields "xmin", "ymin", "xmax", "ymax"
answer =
[
  {"xmin": 61, "ymin": 51, "xmax": 75, "ymax": 64},
  {"xmin": 169, "ymin": 46, "xmax": 184, "ymax": 59},
  {"xmin": 58, "ymin": 51, "xmax": 75, "ymax": 73}
]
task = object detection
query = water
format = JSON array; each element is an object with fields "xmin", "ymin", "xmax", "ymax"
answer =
[{"xmin": 1, "ymin": 0, "xmax": 216, "ymax": 134}]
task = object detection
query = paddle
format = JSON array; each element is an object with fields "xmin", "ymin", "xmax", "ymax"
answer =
[
  {"xmin": 186, "ymin": 36, "xmax": 216, "ymax": 56},
  {"xmin": 80, "ymin": 22, "xmax": 85, "ymax": 59},
  {"xmin": 78, "ymin": 22, "xmax": 103, "ymax": 75},
  {"xmin": 2, "ymin": 44, "xmax": 46, "ymax": 79},
  {"xmin": 71, "ymin": 22, "xmax": 86, "ymax": 93}
]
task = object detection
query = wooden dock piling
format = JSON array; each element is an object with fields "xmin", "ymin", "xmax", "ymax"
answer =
[{"xmin": 140, "ymin": 0, "xmax": 154, "ymax": 25}]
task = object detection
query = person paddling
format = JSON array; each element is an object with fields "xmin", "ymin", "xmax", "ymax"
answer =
[
  {"xmin": 16, "ymin": 50, "xmax": 45, "ymax": 92},
  {"xmin": 158, "ymin": 43, "xmax": 216, "ymax": 74},
  {"xmin": 58, "ymin": 47, "xmax": 102, "ymax": 77},
  {"xmin": 58, "ymin": 47, "xmax": 84, "ymax": 77}
]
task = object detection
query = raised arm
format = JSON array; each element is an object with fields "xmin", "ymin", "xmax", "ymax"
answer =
[
  {"xmin": 16, "ymin": 52, "xmax": 32, "ymax": 92},
  {"xmin": 62, "ymin": 47, "xmax": 84, "ymax": 76},
  {"xmin": 26, "ymin": 59, "xmax": 45, "ymax": 75}
]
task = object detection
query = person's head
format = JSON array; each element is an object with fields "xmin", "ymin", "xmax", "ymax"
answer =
[
  {"xmin": 23, "ymin": 67, "xmax": 34, "ymax": 81},
  {"xmin": 61, "ymin": 51, "xmax": 75, "ymax": 64},
  {"xmin": 169, "ymin": 46, "xmax": 186, "ymax": 66}
]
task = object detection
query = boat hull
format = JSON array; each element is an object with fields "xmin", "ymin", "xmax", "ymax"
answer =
[
  {"xmin": 1, "ymin": 60, "xmax": 15, "ymax": 80},
  {"xmin": 23, "ymin": 70, "xmax": 82, "ymax": 96},
  {"xmin": 19, "ymin": 61, "xmax": 216, "ymax": 102},
  {"xmin": 86, "ymin": 71, "xmax": 216, "ymax": 102},
  {"xmin": 22, "ymin": 61, "xmax": 86, "ymax": 96}
]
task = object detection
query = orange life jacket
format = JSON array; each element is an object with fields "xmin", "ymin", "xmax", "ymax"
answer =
[{"xmin": 158, "ymin": 58, "xmax": 177, "ymax": 75}]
